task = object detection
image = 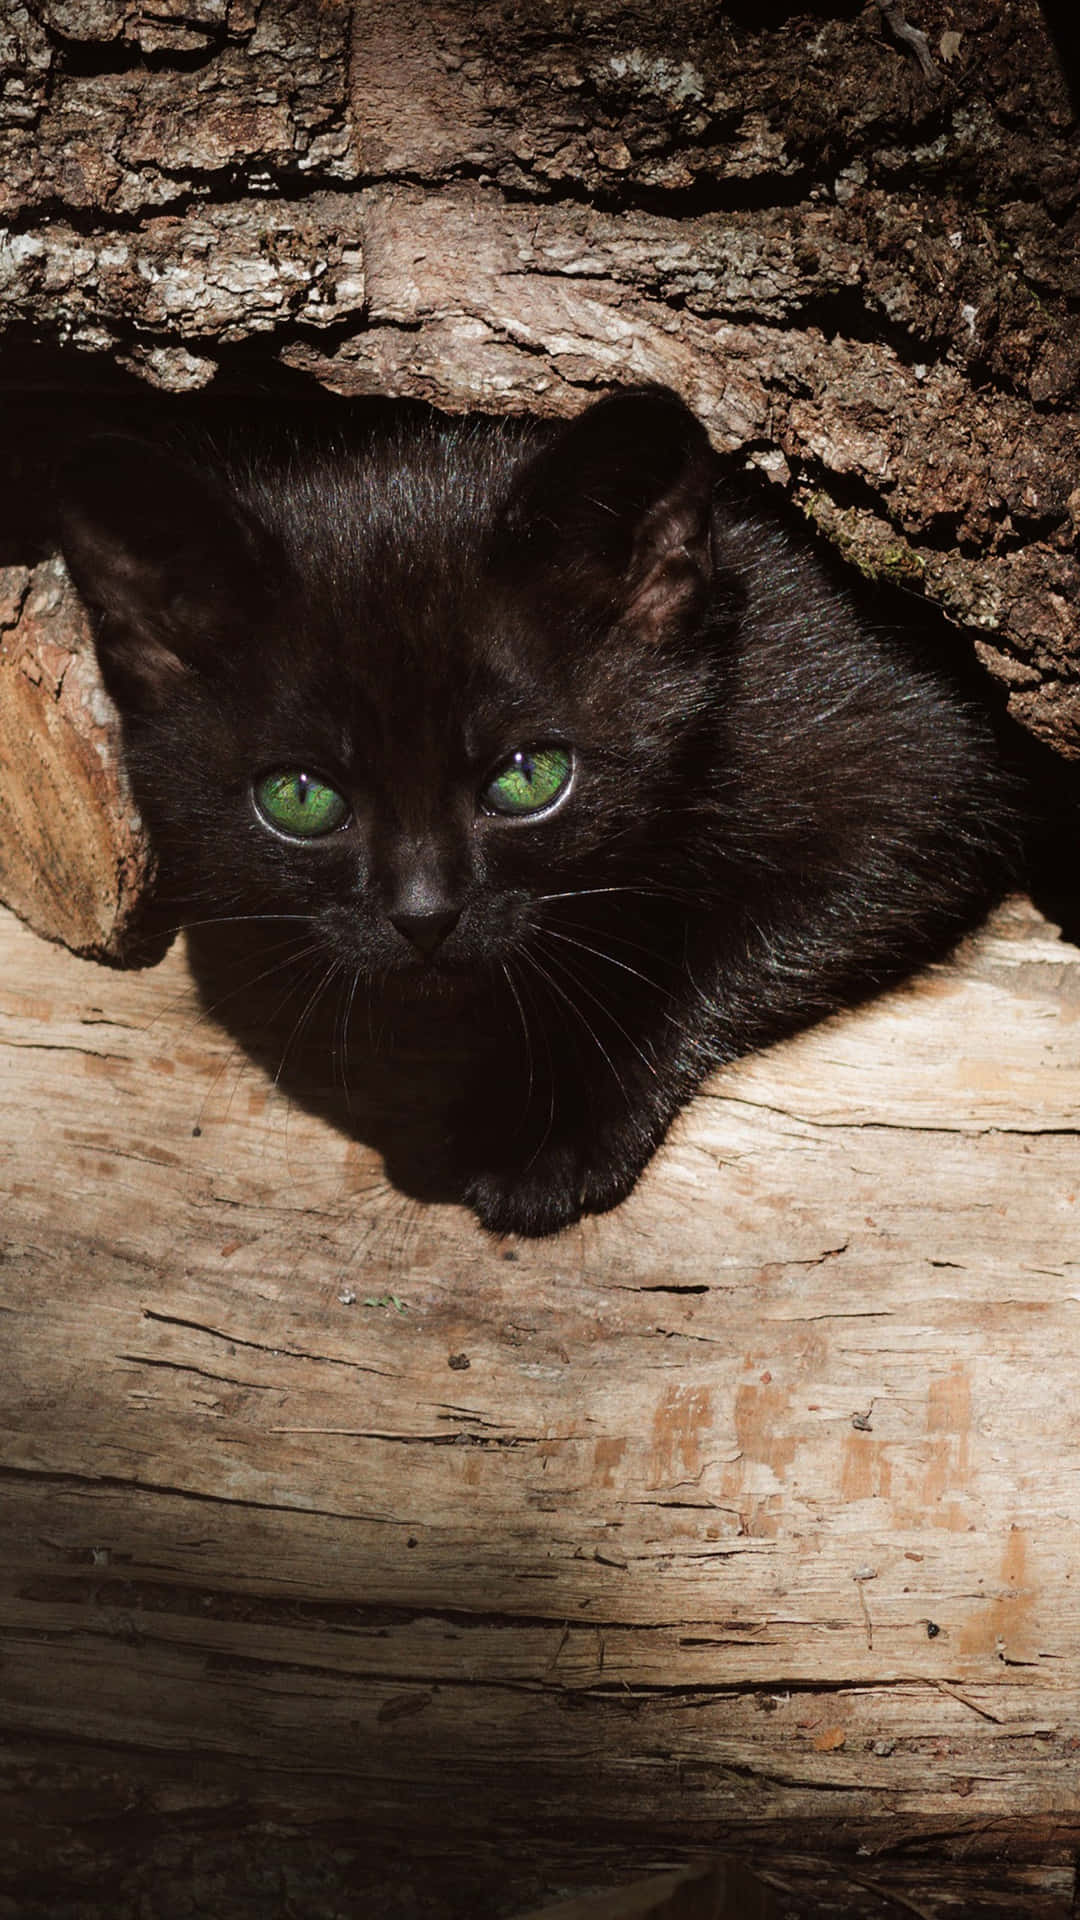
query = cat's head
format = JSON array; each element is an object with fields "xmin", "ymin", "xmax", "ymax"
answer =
[{"xmin": 57, "ymin": 386, "xmax": 723, "ymax": 978}]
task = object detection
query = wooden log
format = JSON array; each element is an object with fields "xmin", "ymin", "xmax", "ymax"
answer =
[
  {"xmin": 0, "ymin": 556, "xmax": 153, "ymax": 960},
  {"xmin": 2, "ymin": 890, "xmax": 1080, "ymax": 1910}
]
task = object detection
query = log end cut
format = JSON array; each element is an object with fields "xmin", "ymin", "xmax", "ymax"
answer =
[{"xmin": 0, "ymin": 555, "xmax": 154, "ymax": 962}]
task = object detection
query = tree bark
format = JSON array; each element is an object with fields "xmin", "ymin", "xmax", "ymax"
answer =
[{"xmin": 1, "ymin": 0, "xmax": 1079, "ymax": 953}]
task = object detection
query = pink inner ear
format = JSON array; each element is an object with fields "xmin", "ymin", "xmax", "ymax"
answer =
[
  {"xmin": 98, "ymin": 619, "xmax": 194, "ymax": 711},
  {"xmin": 623, "ymin": 478, "xmax": 714, "ymax": 638}
]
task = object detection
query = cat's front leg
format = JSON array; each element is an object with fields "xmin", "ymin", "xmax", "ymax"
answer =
[
  {"xmin": 460, "ymin": 1028, "xmax": 700, "ymax": 1237},
  {"xmin": 463, "ymin": 1129, "xmax": 654, "ymax": 1238}
]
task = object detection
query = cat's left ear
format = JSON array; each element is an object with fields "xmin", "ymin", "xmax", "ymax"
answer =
[{"xmin": 502, "ymin": 385, "xmax": 715, "ymax": 639}]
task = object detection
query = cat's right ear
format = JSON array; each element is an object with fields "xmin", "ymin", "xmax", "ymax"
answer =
[
  {"xmin": 56, "ymin": 436, "xmax": 266, "ymax": 715},
  {"xmin": 501, "ymin": 386, "xmax": 715, "ymax": 642}
]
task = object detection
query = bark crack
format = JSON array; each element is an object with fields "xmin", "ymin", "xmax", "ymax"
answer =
[{"xmin": 140, "ymin": 1311, "xmax": 395, "ymax": 1378}]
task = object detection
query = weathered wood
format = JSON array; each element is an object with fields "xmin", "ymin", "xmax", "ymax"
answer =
[
  {"xmin": 2, "ymin": 892, "xmax": 1080, "ymax": 1911},
  {"xmin": 518, "ymin": 1863, "xmax": 777, "ymax": 1919}
]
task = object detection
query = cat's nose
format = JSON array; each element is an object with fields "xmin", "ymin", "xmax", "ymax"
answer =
[{"xmin": 389, "ymin": 905, "xmax": 461, "ymax": 956}]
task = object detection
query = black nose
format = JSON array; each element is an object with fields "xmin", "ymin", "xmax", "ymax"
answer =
[{"xmin": 389, "ymin": 906, "xmax": 461, "ymax": 956}]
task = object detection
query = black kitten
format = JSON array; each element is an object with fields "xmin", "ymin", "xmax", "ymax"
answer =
[{"xmin": 57, "ymin": 387, "xmax": 1013, "ymax": 1236}]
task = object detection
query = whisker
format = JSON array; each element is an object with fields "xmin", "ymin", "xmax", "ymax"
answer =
[
  {"xmin": 501, "ymin": 952, "xmax": 557, "ymax": 1165},
  {"xmin": 516, "ymin": 945, "xmax": 634, "ymax": 1113},
  {"xmin": 500, "ymin": 959, "xmax": 534, "ymax": 1112},
  {"xmin": 163, "ymin": 910, "xmax": 314, "ymax": 938},
  {"xmin": 543, "ymin": 926, "xmax": 674, "ymax": 996},
  {"xmin": 335, "ymin": 964, "xmax": 364, "ymax": 1113},
  {"xmin": 182, "ymin": 935, "xmax": 330, "ymax": 1037},
  {"xmin": 189, "ymin": 946, "xmax": 328, "ymax": 1139},
  {"xmin": 277, "ymin": 958, "xmax": 350, "ymax": 1183},
  {"xmin": 538, "ymin": 941, "xmax": 659, "ymax": 1084},
  {"xmin": 274, "ymin": 958, "xmax": 344, "ymax": 1091},
  {"xmin": 534, "ymin": 883, "xmax": 696, "ymax": 906},
  {"xmin": 136, "ymin": 923, "xmax": 320, "ymax": 1041},
  {"xmin": 518, "ymin": 966, "xmax": 557, "ymax": 1168}
]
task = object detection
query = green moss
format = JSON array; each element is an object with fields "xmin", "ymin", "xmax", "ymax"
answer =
[
  {"xmin": 878, "ymin": 543, "xmax": 925, "ymax": 581},
  {"xmin": 802, "ymin": 493, "xmax": 925, "ymax": 585}
]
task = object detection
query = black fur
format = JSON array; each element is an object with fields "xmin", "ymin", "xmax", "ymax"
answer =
[{"xmin": 57, "ymin": 387, "xmax": 1015, "ymax": 1236}]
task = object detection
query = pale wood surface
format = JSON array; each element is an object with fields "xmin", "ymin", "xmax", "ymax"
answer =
[{"xmin": 2, "ymin": 894, "xmax": 1080, "ymax": 1909}]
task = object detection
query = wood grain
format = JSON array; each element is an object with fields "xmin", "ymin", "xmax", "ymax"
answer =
[
  {"xmin": 2, "ymin": 893, "xmax": 1080, "ymax": 1909},
  {"xmin": 0, "ymin": 558, "xmax": 153, "ymax": 959}
]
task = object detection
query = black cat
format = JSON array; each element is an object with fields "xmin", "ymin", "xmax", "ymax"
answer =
[{"xmin": 57, "ymin": 386, "xmax": 1014, "ymax": 1236}]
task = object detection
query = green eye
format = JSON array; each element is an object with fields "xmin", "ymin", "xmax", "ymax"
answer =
[
  {"xmin": 481, "ymin": 745, "xmax": 573, "ymax": 817},
  {"xmin": 254, "ymin": 770, "xmax": 350, "ymax": 839}
]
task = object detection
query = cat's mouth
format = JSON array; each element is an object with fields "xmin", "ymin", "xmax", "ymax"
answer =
[{"xmin": 369, "ymin": 957, "xmax": 478, "ymax": 1016}]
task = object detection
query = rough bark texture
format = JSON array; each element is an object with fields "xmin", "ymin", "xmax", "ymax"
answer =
[
  {"xmin": 2, "ymin": 0, "xmax": 1080, "ymax": 954},
  {"xmin": 3, "ymin": 892, "xmax": 1080, "ymax": 1915}
]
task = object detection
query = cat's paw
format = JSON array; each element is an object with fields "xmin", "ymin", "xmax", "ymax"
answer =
[{"xmin": 463, "ymin": 1148, "xmax": 638, "ymax": 1238}]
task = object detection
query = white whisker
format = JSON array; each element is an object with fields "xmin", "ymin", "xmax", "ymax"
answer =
[
  {"xmin": 539, "ymin": 941, "xmax": 659, "ymax": 1083},
  {"xmin": 543, "ymin": 926, "xmax": 673, "ymax": 996},
  {"xmin": 517, "ymin": 944, "xmax": 634, "ymax": 1112}
]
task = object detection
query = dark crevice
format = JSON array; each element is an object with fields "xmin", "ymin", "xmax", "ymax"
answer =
[
  {"xmin": 902, "ymin": 507, "xmax": 1005, "ymax": 561},
  {"xmin": 139, "ymin": 1308, "xmax": 393, "ymax": 1375},
  {"xmin": 637, "ymin": 1500, "xmax": 731, "ymax": 1511},
  {"xmin": 0, "ymin": 167, "xmax": 356, "ymax": 239},
  {"xmin": 15, "ymin": 1579, "xmax": 766, "ymax": 1641},
  {"xmin": 991, "ymin": 512, "xmax": 1073, "ymax": 553},
  {"xmin": 0, "ymin": 1460, "xmax": 405, "ymax": 1525},
  {"xmin": 115, "ymin": 1352, "xmax": 280, "ymax": 1391},
  {"xmin": 633, "ymin": 1282, "xmax": 711, "ymax": 1296},
  {"xmin": 791, "ymin": 458, "xmax": 1033, "ymax": 567},
  {"xmin": 576, "ymin": 165, "xmax": 818, "ymax": 221},
  {"xmin": 348, "ymin": 156, "xmax": 819, "ymax": 220},
  {"xmin": 790, "ymin": 459, "xmax": 905, "ymax": 534},
  {"xmin": 45, "ymin": 23, "xmax": 234, "ymax": 78},
  {"xmin": 1039, "ymin": 0, "xmax": 1080, "ymax": 109},
  {"xmin": 780, "ymin": 287, "xmax": 1074, "ymax": 418},
  {"xmin": 964, "ymin": 344, "xmax": 1080, "ymax": 417},
  {"xmin": 766, "ymin": 285, "xmax": 938, "ymax": 367},
  {"xmin": 127, "ymin": 158, "xmax": 360, "ymax": 208},
  {"xmin": 0, "ymin": 200, "xmax": 163, "ymax": 240}
]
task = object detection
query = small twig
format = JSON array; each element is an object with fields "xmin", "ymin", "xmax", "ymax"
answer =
[
  {"xmin": 876, "ymin": 0, "xmax": 938, "ymax": 81},
  {"xmin": 931, "ymin": 1676, "xmax": 1003, "ymax": 1723},
  {"xmin": 546, "ymin": 1620, "xmax": 572, "ymax": 1676},
  {"xmin": 833, "ymin": 1866, "xmax": 937, "ymax": 1920},
  {"xmin": 854, "ymin": 1565, "xmax": 876, "ymax": 1650}
]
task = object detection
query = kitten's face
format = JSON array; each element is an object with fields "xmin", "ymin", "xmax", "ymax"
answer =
[{"xmin": 58, "ymin": 389, "xmax": 721, "ymax": 982}]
